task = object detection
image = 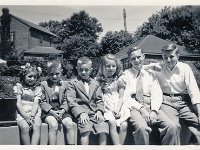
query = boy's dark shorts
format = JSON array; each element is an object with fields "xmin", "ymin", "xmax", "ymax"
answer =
[{"xmin": 77, "ymin": 114, "xmax": 109, "ymax": 135}]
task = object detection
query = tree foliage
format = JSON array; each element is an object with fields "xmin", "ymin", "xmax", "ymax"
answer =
[
  {"xmin": 39, "ymin": 11, "xmax": 103, "ymax": 59},
  {"xmin": 0, "ymin": 40, "xmax": 21, "ymax": 76},
  {"xmin": 100, "ymin": 30, "xmax": 134, "ymax": 54},
  {"xmin": 134, "ymin": 6, "xmax": 200, "ymax": 54}
]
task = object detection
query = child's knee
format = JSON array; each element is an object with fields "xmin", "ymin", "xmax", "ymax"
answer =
[
  {"xmin": 63, "ymin": 121, "xmax": 75, "ymax": 130},
  {"xmin": 48, "ymin": 121, "xmax": 58, "ymax": 131},
  {"xmin": 33, "ymin": 121, "xmax": 42, "ymax": 129},
  {"xmin": 19, "ymin": 122, "xmax": 29, "ymax": 133},
  {"xmin": 120, "ymin": 122, "xmax": 128, "ymax": 131},
  {"xmin": 108, "ymin": 120, "xmax": 117, "ymax": 128}
]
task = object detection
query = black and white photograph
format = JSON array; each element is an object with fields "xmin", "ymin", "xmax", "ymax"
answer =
[{"xmin": 0, "ymin": 0, "xmax": 200, "ymax": 148}]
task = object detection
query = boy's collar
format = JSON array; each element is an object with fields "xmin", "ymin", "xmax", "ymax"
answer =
[
  {"xmin": 131, "ymin": 67, "xmax": 141, "ymax": 76},
  {"xmin": 47, "ymin": 79, "xmax": 62, "ymax": 86},
  {"xmin": 77, "ymin": 76, "xmax": 91, "ymax": 83}
]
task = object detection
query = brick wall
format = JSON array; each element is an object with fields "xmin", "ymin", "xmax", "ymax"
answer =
[
  {"xmin": 10, "ymin": 17, "xmax": 54, "ymax": 57},
  {"xmin": 29, "ymin": 29, "xmax": 53, "ymax": 48},
  {"xmin": 10, "ymin": 17, "xmax": 29, "ymax": 57}
]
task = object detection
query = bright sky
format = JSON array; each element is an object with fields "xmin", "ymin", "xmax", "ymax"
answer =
[{"xmin": 0, "ymin": 0, "xmax": 197, "ymax": 41}]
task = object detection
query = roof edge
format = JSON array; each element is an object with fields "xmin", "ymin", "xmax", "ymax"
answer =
[{"xmin": 11, "ymin": 14, "xmax": 58, "ymax": 37}]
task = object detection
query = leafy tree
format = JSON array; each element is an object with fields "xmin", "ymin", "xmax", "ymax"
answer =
[
  {"xmin": 133, "ymin": 6, "xmax": 200, "ymax": 87},
  {"xmin": 57, "ymin": 34, "xmax": 101, "ymax": 59},
  {"xmin": 64, "ymin": 11, "xmax": 102, "ymax": 41},
  {"xmin": 134, "ymin": 6, "xmax": 200, "ymax": 54},
  {"xmin": 100, "ymin": 30, "xmax": 134, "ymax": 54},
  {"xmin": 39, "ymin": 11, "xmax": 103, "ymax": 59},
  {"xmin": 39, "ymin": 11, "xmax": 103, "ymax": 78}
]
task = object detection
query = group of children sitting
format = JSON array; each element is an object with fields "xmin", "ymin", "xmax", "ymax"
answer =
[
  {"xmin": 14, "ymin": 46, "xmax": 200, "ymax": 145},
  {"xmin": 15, "ymin": 54, "xmax": 131, "ymax": 145}
]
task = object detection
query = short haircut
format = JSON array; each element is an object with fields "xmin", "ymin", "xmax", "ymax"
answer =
[
  {"xmin": 47, "ymin": 60, "xmax": 62, "ymax": 73},
  {"xmin": 161, "ymin": 44, "xmax": 179, "ymax": 55},
  {"xmin": 77, "ymin": 56, "xmax": 92, "ymax": 68},
  {"xmin": 127, "ymin": 46, "xmax": 143, "ymax": 58}
]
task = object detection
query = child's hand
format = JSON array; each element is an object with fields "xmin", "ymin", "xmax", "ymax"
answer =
[
  {"xmin": 24, "ymin": 114, "xmax": 33, "ymax": 126},
  {"xmin": 152, "ymin": 66, "xmax": 162, "ymax": 72},
  {"xmin": 149, "ymin": 111, "xmax": 158, "ymax": 125},
  {"xmin": 57, "ymin": 109, "xmax": 65, "ymax": 121},
  {"xmin": 139, "ymin": 107, "xmax": 151, "ymax": 125},
  {"xmin": 30, "ymin": 116, "xmax": 35, "ymax": 123},
  {"xmin": 50, "ymin": 110, "xmax": 59, "ymax": 120},
  {"xmin": 113, "ymin": 111, "xmax": 120, "ymax": 119},
  {"xmin": 94, "ymin": 111, "xmax": 105, "ymax": 123},
  {"xmin": 80, "ymin": 113, "xmax": 90, "ymax": 125}
]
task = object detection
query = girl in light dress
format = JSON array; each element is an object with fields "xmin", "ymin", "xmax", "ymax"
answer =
[
  {"xmin": 15, "ymin": 63, "xmax": 42, "ymax": 145},
  {"xmin": 96, "ymin": 54, "xmax": 130, "ymax": 145}
]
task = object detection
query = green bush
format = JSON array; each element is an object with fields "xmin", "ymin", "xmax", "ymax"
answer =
[{"xmin": 0, "ymin": 76, "xmax": 19, "ymax": 98}]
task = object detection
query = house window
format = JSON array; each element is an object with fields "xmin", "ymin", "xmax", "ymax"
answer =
[
  {"xmin": 122, "ymin": 58, "xmax": 130, "ymax": 69},
  {"xmin": 39, "ymin": 35, "xmax": 43, "ymax": 43},
  {"xmin": 10, "ymin": 32, "xmax": 15, "ymax": 42},
  {"xmin": 50, "ymin": 36, "xmax": 54, "ymax": 46}
]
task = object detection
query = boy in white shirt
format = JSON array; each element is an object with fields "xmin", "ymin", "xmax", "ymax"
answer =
[{"xmin": 121, "ymin": 46, "xmax": 179, "ymax": 145}]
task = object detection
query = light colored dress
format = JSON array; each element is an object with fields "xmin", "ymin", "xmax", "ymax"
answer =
[
  {"xmin": 14, "ymin": 83, "xmax": 42, "ymax": 123},
  {"xmin": 102, "ymin": 77, "xmax": 131, "ymax": 126}
]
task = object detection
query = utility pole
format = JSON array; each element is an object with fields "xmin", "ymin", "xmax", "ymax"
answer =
[{"xmin": 123, "ymin": 8, "xmax": 127, "ymax": 32}]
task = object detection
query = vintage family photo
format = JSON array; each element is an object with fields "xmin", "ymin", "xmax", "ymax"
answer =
[{"xmin": 0, "ymin": 2, "xmax": 200, "ymax": 145}]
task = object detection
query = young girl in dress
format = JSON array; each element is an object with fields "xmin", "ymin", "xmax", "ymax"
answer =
[
  {"xmin": 96, "ymin": 54, "xmax": 130, "ymax": 145},
  {"xmin": 15, "ymin": 63, "xmax": 42, "ymax": 145}
]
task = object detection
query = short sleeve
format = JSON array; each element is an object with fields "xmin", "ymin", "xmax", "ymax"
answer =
[
  {"xmin": 117, "ymin": 76, "xmax": 126, "ymax": 89},
  {"xmin": 34, "ymin": 86, "xmax": 42, "ymax": 97},
  {"xmin": 118, "ymin": 75, "xmax": 127, "ymax": 87},
  {"xmin": 14, "ymin": 83, "xmax": 23, "ymax": 95}
]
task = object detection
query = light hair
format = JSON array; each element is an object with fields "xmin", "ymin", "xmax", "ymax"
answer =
[
  {"xmin": 77, "ymin": 56, "xmax": 92, "ymax": 68},
  {"xmin": 127, "ymin": 46, "xmax": 143, "ymax": 58},
  {"xmin": 47, "ymin": 60, "xmax": 62, "ymax": 73},
  {"xmin": 97, "ymin": 54, "xmax": 123, "ymax": 80},
  {"xmin": 161, "ymin": 44, "xmax": 179, "ymax": 55}
]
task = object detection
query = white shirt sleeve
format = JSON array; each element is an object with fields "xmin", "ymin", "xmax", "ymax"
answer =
[
  {"xmin": 185, "ymin": 64, "xmax": 200, "ymax": 105},
  {"xmin": 150, "ymin": 74, "xmax": 163, "ymax": 112}
]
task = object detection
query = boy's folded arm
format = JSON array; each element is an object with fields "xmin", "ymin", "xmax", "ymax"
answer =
[
  {"xmin": 38, "ymin": 83, "xmax": 53, "ymax": 113},
  {"xmin": 59, "ymin": 91, "xmax": 69, "ymax": 112},
  {"xmin": 59, "ymin": 101, "xmax": 69, "ymax": 112},
  {"xmin": 40, "ymin": 99, "xmax": 53, "ymax": 113},
  {"xmin": 66, "ymin": 81, "xmax": 86, "ymax": 118},
  {"xmin": 38, "ymin": 93, "xmax": 52, "ymax": 113}
]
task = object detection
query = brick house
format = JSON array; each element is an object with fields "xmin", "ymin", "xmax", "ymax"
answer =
[{"xmin": 0, "ymin": 13, "xmax": 57, "ymax": 58}]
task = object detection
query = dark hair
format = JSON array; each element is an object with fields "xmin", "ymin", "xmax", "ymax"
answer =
[
  {"xmin": 161, "ymin": 44, "xmax": 179, "ymax": 55},
  {"xmin": 19, "ymin": 63, "xmax": 41, "ymax": 86},
  {"xmin": 127, "ymin": 46, "xmax": 143, "ymax": 58}
]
